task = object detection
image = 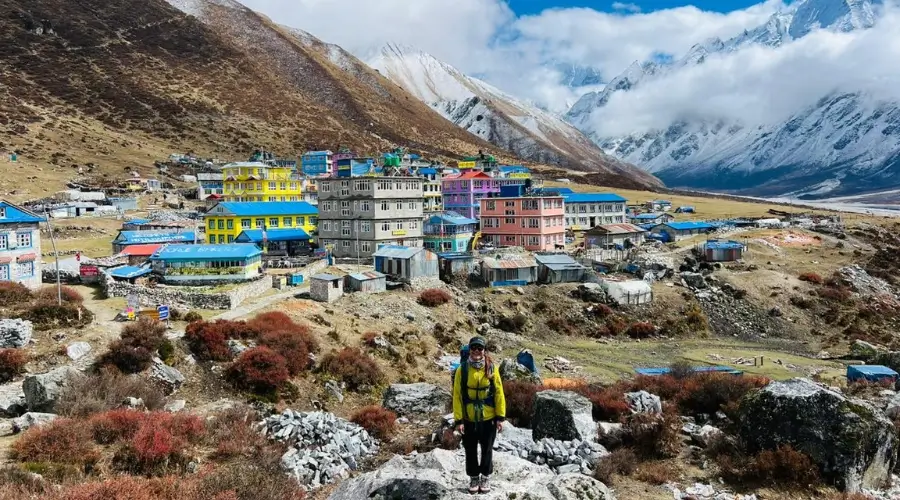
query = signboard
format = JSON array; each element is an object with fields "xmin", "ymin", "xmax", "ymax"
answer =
[
  {"xmin": 126, "ymin": 293, "xmax": 140, "ymax": 309},
  {"xmin": 458, "ymin": 161, "xmax": 476, "ymax": 169},
  {"xmin": 157, "ymin": 305, "xmax": 169, "ymax": 321},
  {"xmin": 392, "ymin": 230, "xmax": 407, "ymax": 236},
  {"xmin": 80, "ymin": 265, "xmax": 99, "ymax": 277},
  {"xmin": 508, "ymin": 173, "xmax": 531, "ymax": 179},
  {"xmin": 139, "ymin": 309, "xmax": 160, "ymax": 320}
]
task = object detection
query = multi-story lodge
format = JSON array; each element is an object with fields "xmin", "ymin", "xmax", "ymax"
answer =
[
  {"xmin": 479, "ymin": 187, "xmax": 565, "ymax": 251},
  {"xmin": 222, "ymin": 162, "xmax": 302, "ymax": 202},
  {"xmin": 442, "ymin": 171, "xmax": 500, "ymax": 220},
  {"xmin": 0, "ymin": 201, "xmax": 44, "ymax": 289},
  {"xmin": 562, "ymin": 193, "xmax": 628, "ymax": 231},
  {"xmin": 317, "ymin": 177, "xmax": 425, "ymax": 258},
  {"xmin": 416, "ymin": 167, "xmax": 443, "ymax": 214}
]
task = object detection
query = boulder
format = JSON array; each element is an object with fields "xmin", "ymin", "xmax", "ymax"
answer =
[
  {"xmin": 0, "ymin": 319, "xmax": 33, "ymax": 348},
  {"xmin": 872, "ymin": 352, "xmax": 900, "ymax": 374},
  {"xmin": 327, "ymin": 448, "xmax": 613, "ymax": 500},
  {"xmin": 23, "ymin": 367, "xmax": 77, "ymax": 412},
  {"xmin": 625, "ymin": 391, "xmax": 662, "ymax": 414},
  {"xmin": 164, "ymin": 399, "xmax": 186, "ymax": 412},
  {"xmin": 532, "ymin": 391, "xmax": 596, "ymax": 442},
  {"xmin": 0, "ymin": 382, "xmax": 26, "ymax": 417},
  {"xmin": 12, "ymin": 412, "xmax": 58, "ymax": 433},
  {"xmin": 597, "ymin": 422, "xmax": 626, "ymax": 448},
  {"xmin": 66, "ymin": 341, "xmax": 92, "ymax": 361},
  {"xmin": 738, "ymin": 378, "xmax": 898, "ymax": 492},
  {"xmin": 499, "ymin": 358, "xmax": 542, "ymax": 384},
  {"xmin": 690, "ymin": 425, "xmax": 723, "ymax": 448},
  {"xmin": 680, "ymin": 272, "xmax": 707, "ymax": 290},
  {"xmin": 885, "ymin": 393, "xmax": 900, "ymax": 419},
  {"xmin": 150, "ymin": 358, "xmax": 185, "ymax": 394},
  {"xmin": 382, "ymin": 383, "xmax": 450, "ymax": 416},
  {"xmin": 574, "ymin": 283, "xmax": 606, "ymax": 303}
]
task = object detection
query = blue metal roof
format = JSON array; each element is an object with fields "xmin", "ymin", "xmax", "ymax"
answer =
[
  {"xmin": 563, "ymin": 193, "xmax": 627, "ymax": 203},
  {"xmin": 633, "ymin": 213, "xmax": 664, "ymax": 220},
  {"xmin": 499, "ymin": 165, "xmax": 530, "ymax": 173},
  {"xmin": 235, "ymin": 228, "xmax": 311, "ymax": 243},
  {"xmin": 426, "ymin": 213, "xmax": 478, "ymax": 226},
  {"xmin": 124, "ymin": 218, "xmax": 151, "ymax": 225},
  {"xmin": 115, "ymin": 231, "xmax": 196, "ymax": 245},
  {"xmin": 150, "ymin": 244, "xmax": 262, "ymax": 261},
  {"xmin": 437, "ymin": 252, "xmax": 474, "ymax": 260},
  {"xmin": 109, "ymin": 265, "xmax": 153, "ymax": 279},
  {"xmin": 0, "ymin": 202, "xmax": 45, "ymax": 224},
  {"xmin": 848, "ymin": 365, "xmax": 899, "ymax": 376},
  {"xmin": 660, "ymin": 222, "xmax": 714, "ymax": 231},
  {"xmin": 532, "ymin": 187, "xmax": 574, "ymax": 195},
  {"xmin": 417, "ymin": 167, "xmax": 438, "ymax": 175},
  {"xmin": 373, "ymin": 245, "xmax": 424, "ymax": 259},
  {"xmin": 635, "ymin": 366, "xmax": 743, "ymax": 376},
  {"xmin": 638, "ymin": 223, "xmax": 656, "ymax": 230},
  {"xmin": 214, "ymin": 202, "xmax": 317, "ymax": 217},
  {"xmin": 705, "ymin": 240, "xmax": 745, "ymax": 250}
]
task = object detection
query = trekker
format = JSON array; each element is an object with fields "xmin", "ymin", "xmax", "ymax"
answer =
[{"xmin": 453, "ymin": 336, "xmax": 506, "ymax": 494}]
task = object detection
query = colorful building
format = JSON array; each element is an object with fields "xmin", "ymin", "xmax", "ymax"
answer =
[
  {"xmin": 301, "ymin": 150, "xmax": 334, "ymax": 176},
  {"xmin": 0, "ymin": 201, "xmax": 44, "ymax": 289},
  {"xmin": 336, "ymin": 157, "xmax": 376, "ymax": 178},
  {"xmin": 197, "ymin": 172, "xmax": 223, "ymax": 200},
  {"xmin": 442, "ymin": 171, "xmax": 500, "ymax": 220},
  {"xmin": 235, "ymin": 228, "xmax": 312, "ymax": 256},
  {"xmin": 204, "ymin": 201, "xmax": 318, "ymax": 244},
  {"xmin": 563, "ymin": 193, "xmax": 628, "ymax": 230},
  {"xmin": 417, "ymin": 167, "xmax": 443, "ymax": 214},
  {"xmin": 222, "ymin": 162, "xmax": 302, "ymax": 202},
  {"xmin": 112, "ymin": 230, "xmax": 196, "ymax": 254},
  {"xmin": 479, "ymin": 194, "xmax": 566, "ymax": 251},
  {"xmin": 423, "ymin": 212, "xmax": 478, "ymax": 253},
  {"xmin": 148, "ymin": 244, "xmax": 263, "ymax": 284}
]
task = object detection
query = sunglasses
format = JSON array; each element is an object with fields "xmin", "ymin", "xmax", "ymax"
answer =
[{"xmin": 470, "ymin": 346, "xmax": 485, "ymax": 351}]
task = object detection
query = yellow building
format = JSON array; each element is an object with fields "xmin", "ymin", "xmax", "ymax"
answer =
[
  {"xmin": 204, "ymin": 202, "xmax": 318, "ymax": 244},
  {"xmin": 222, "ymin": 162, "xmax": 302, "ymax": 202}
]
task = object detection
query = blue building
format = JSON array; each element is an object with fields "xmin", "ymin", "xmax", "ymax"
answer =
[
  {"xmin": 149, "ymin": 244, "xmax": 263, "ymax": 284},
  {"xmin": 336, "ymin": 157, "xmax": 376, "ymax": 177},
  {"xmin": 650, "ymin": 222, "xmax": 715, "ymax": 242},
  {"xmin": 301, "ymin": 150, "xmax": 334, "ymax": 176},
  {"xmin": 0, "ymin": 201, "xmax": 45, "ymax": 289},
  {"xmin": 562, "ymin": 193, "xmax": 628, "ymax": 230},
  {"xmin": 235, "ymin": 227, "xmax": 312, "ymax": 256},
  {"xmin": 112, "ymin": 230, "xmax": 196, "ymax": 253},
  {"xmin": 423, "ymin": 212, "xmax": 479, "ymax": 252}
]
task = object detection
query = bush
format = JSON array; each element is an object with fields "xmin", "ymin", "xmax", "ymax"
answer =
[
  {"xmin": 497, "ymin": 313, "xmax": 528, "ymax": 333},
  {"xmin": 55, "ymin": 368, "xmax": 165, "ymax": 417},
  {"xmin": 589, "ymin": 304, "xmax": 615, "ymax": 318},
  {"xmin": 798, "ymin": 272, "xmax": 823, "ymax": 284},
  {"xmin": 818, "ymin": 286, "xmax": 853, "ymax": 303},
  {"xmin": 193, "ymin": 447, "xmax": 306, "ymax": 500},
  {"xmin": 185, "ymin": 320, "xmax": 262, "ymax": 361},
  {"xmin": 0, "ymin": 349, "xmax": 27, "ymax": 382},
  {"xmin": 417, "ymin": 288, "xmax": 452, "ymax": 307},
  {"xmin": 21, "ymin": 303, "xmax": 93, "ymax": 330},
  {"xmin": 47, "ymin": 476, "xmax": 186, "ymax": 500},
  {"xmin": 675, "ymin": 374, "xmax": 769, "ymax": 417},
  {"xmin": 594, "ymin": 315, "xmax": 628, "ymax": 337},
  {"xmin": 11, "ymin": 419, "xmax": 100, "ymax": 467},
  {"xmin": 259, "ymin": 329, "xmax": 315, "ymax": 376},
  {"xmin": 35, "ymin": 286, "xmax": 83, "ymax": 304},
  {"xmin": 0, "ymin": 465, "xmax": 49, "ymax": 497},
  {"xmin": 114, "ymin": 412, "xmax": 205, "ymax": 475},
  {"xmin": 593, "ymin": 448, "xmax": 638, "ymax": 485},
  {"xmin": 626, "ymin": 322, "xmax": 657, "ymax": 339},
  {"xmin": 350, "ymin": 406, "xmax": 397, "ymax": 440},
  {"xmin": 719, "ymin": 445, "xmax": 819, "ymax": 488},
  {"xmin": 318, "ymin": 347, "xmax": 385, "ymax": 390},
  {"xmin": 668, "ymin": 360, "xmax": 694, "ymax": 380},
  {"xmin": 206, "ymin": 406, "xmax": 266, "ymax": 459},
  {"xmin": 100, "ymin": 318, "xmax": 167, "ymax": 373},
  {"xmin": 683, "ymin": 303, "xmax": 708, "ymax": 331},
  {"xmin": 89, "ymin": 409, "xmax": 148, "ymax": 444},
  {"xmin": 0, "ymin": 282, "xmax": 32, "ymax": 307},
  {"xmin": 790, "ymin": 295, "xmax": 815, "ymax": 309},
  {"xmin": 634, "ymin": 461, "xmax": 678, "ymax": 485},
  {"xmin": 503, "ymin": 380, "xmax": 544, "ymax": 428},
  {"xmin": 623, "ymin": 407, "xmax": 682, "ymax": 459},
  {"xmin": 573, "ymin": 384, "xmax": 632, "ymax": 422},
  {"xmin": 227, "ymin": 347, "xmax": 290, "ymax": 393},
  {"xmin": 183, "ymin": 311, "xmax": 203, "ymax": 323}
]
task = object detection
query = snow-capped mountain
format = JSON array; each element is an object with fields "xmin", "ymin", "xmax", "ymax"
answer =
[
  {"xmin": 567, "ymin": 0, "xmax": 896, "ymax": 198},
  {"xmin": 371, "ymin": 44, "xmax": 661, "ymax": 188}
]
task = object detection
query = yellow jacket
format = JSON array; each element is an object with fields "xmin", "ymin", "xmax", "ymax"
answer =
[{"xmin": 452, "ymin": 361, "xmax": 506, "ymax": 422}]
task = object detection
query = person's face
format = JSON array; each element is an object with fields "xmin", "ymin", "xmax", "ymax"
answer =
[{"xmin": 469, "ymin": 345, "xmax": 485, "ymax": 361}]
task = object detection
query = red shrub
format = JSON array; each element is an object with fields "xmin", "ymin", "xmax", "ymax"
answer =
[
  {"xmin": 362, "ymin": 331, "xmax": 379, "ymax": 347},
  {"xmin": 626, "ymin": 322, "xmax": 657, "ymax": 339},
  {"xmin": 590, "ymin": 304, "xmax": 615, "ymax": 318},
  {"xmin": 12, "ymin": 418, "xmax": 100, "ymax": 467},
  {"xmin": 207, "ymin": 407, "xmax": 267, "ymax": 458},
  {"xmin": 35, "ymin": 286, "xmax": 84, "ymax": 304},
  {"xmin": 418, "ymin": 288, "xmax": 452, "ymax": 307},
  {"xmin": 260, "ymin": 329, "xmax": 315, "ymax": 375},
  {"xmin": 318, "ymin": 347, "xmax": 385, "ymax": 390},
  {"xmin": 0, "ymin": 349, "xmax": 27, "ymax": 382},
  {"xmin": 0, "ymin": 281, "xmax": 32, "ymax": 307},
  {"xmin": 131, "ymin": 421, "xmax": 181, "ymax": 463},
  {"xmin": 595, "ymin": 315, "xmax": 629, "ymax": 337},
  {"xmin": 101, "ymin": 318, "xmax": 167, "ymax": 373},
  {"xmin": 720, "ymin": 445, "xmax": 820, "ymax": 487},
  {"xmin": 503, "ymin": 380, "xmax": 544, "ymax": 428},
  {"xmin": 623, "ymin": 406, "xmax": 682, "ymax": 459},
  {"xmin": 798, "ymin": 272, "xmax": 823, "ymax": 284},
  {"xmin": 350, "ymin": 406, "xmax": 397, "ymax": 440},
  {"xmin": 227, "ymin": 347, "xmax": 290, "ymax": 392},
  {"xmin": 184, "ymin": 320, "xmax": 241, "ymax": 361},
  {"xmin": 574, "ymin": 384, "xmax": 632, "ymax": 422},
  {"xmin": 50, "ymin": 476, "xmax": 187, "ymax": 500},
  {"xmin": 818, "ymin": 286, "xmax": 853, "ymax": 303},
  {"xmin": 676, "ymin": 374, "xmax": 769, "ymax": 416},
  {"xmin": 89, "ymin": 409, "xmax": 148, "ymax": 444},
  {"xmin": 247, "ymin": 311, "xmax": 293, "ymax": 335}
]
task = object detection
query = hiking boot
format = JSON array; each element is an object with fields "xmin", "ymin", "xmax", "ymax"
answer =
[
  {"xmin": 468, "ymin": 476, "xmax": 480, "ymax": 493},
  {"xmin": 479, "ymin": 476, "xmax": 491, "ymax": 493}
]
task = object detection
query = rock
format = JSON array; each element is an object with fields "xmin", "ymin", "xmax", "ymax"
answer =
[
  {"xmin": 164, "ymin": 399, "xmax": 186, "ymax": 412},
  {"xmin": 23, "ymin": 366, "xmax": 77, "ymax": 412},
  {"xmin": 150, "ymin": 358, "xmax": 184, "ymax": 394},
  {"xmin": 405, "ymin": 312, "xmax": 416, "ymax": 321},
  {"xmin": 851, "ymin": 340, "xmax": 885, "ymax": 360},
  {"xmin": 227, "ymin": 339, "xmax": 249, "ymax": 356},
  {"xmin": 383, "ymin": 383, "xmax": 450, "ymax": 417},
  {"xmin": 597, "ymin": 422, "xmax": 626, "ymax": 448},
  {"xmin": 769, "ymin": 306, "xmax": 783, "ymax": 317},
  {"xmin": 574, "ymin": 283, "xmax": 606, "ymax": 303},
  {"xmin": 325, "ymin": 379, "xmax": 344, "ymax": 403},
  {"xmin": 327, "ymin": 448, "xmax": 613, "ymax": 500},
  {"xmin": 739, "ymin": 378, "xmax": 898, "ymax": 492},
  {"xmin": 12, "ymin": 412, "xmax": 57, "ymax": 433},
  {"xmin": 625, "ymin": 391, "xmax": 662, "ymax": 414},
  {"xmin": 0, "ymin": 383, "xmax": 26, "ymax": 417},
  {"xmin": 122, "ymin": 397, "xmax": 144, "ymax": 409},
  {"xmin": 515, "ymin": 287, "xmax": 526, "ymax": 295},
  {"xmin": 499, "ymin": 358, "xmax": 542, "ymax": 384},
  {"xmin": 0, "ymin": 319, "xmax": 33, "ymax": 348},
  {"xmin": 691, "ymin": 425, "xmax": 723, "ymax": 448},
  {"xmin": 467, "ymin": 301, "xmax": 481, "ymax": 312},
  {"xmin": 66, "ymin": 341, "xmax": 91, "ymax": 361},
  {"xmin": 681, "ymin": 272, "xmax": 707, "ymax": 290},
  {"xmin": 532, "ymin": 391, "xmax": 596, "ymax": 443}
]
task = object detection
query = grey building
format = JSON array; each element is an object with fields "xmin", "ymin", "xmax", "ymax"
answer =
[{"xmin": 317, "ymin": 177, "xmax": 425, "ymax": 258}]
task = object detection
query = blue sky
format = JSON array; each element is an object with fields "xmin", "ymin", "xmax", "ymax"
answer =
[{"xmin": 507, "ymin": 0, "xmax": 767, "ymax": 15}]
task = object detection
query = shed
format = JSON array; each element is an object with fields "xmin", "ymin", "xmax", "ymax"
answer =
[
  {"xmin": 600, "ymin": 279, "xmax": 653, "ymax": 305},
  {"xmin": 119, "ymin": 244, "xmax": 163, "ymax": 266},
  {"xmin": 535, "ymin": 254, "xmax": 587, "ymax": 284},
  {"xmin": 704, "ymin": 240, "xmax": 745, "ymax": 262},
  {"xmin": 109, "ymin": 197, "xmax": 138, "ymax": 211},
  {"xmin": 310, "ymin": 273, "xmax": 344, "ymax": 303},
  {"xmin": 650, "ymin": 222, "xmax": 714, "ymax": 242},
  {"xmin": 437, "ymin": 252, "xmax": 477, "ymax": 280},
  {"xmin": 847, "ymin": 365, "xmax": 898, "ymax": 383},
  {"xmin": 585, "ymin": 223, "xmax": 647, "ymax": 250},
  {"xmin": 109, "ymin": 265, "xmax": 153, "ymax": 282},
  {"xmin": 480, "ymin": 255, "xmax": 538, "ymax": 287},
  {"xmin": 346, "ymin": 271, "xmax": 386, "ymax": 294},
  {"xmin": 372, "ymin": 245, "xmax": 439, "ymax": 282}
]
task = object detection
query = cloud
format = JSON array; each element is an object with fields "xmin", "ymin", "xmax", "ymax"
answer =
[
  {"xmin": 612, "ymin": 2, "xmax": 642, "ymax": 13},
  {"xmin": 590, "ymin": 5, "xmax": 900, "ymax": 137}
]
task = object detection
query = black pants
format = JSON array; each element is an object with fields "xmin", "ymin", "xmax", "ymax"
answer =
[{"xmin": 463, "ymin": 419, "xmax": 496, "ymax": 477}]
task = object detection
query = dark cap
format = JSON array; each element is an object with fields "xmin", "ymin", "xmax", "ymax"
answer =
[{"xmin": 468, "ymin": 336, "xmax": 486, "ymax": 348}]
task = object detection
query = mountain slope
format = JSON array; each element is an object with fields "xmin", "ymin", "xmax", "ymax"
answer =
[
  {"xmin": 566, "ymin": 0, "xmax": 897, "ymax": 198},
  {"xmin": 0, "ymin": 0, "xmax": 512, "ymax": 200},
  {"xmin": 371, "ymin": 44, "xmax": 662, "ymax": 189}
]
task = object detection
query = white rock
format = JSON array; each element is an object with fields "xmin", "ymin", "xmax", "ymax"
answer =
[{"xmin": 66, "ymin": 341, "xmax": 91, "ymax": 361}]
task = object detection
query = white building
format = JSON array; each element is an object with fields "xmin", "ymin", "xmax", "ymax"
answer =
[
  {"xmin": 563, "ymin": 193, "xmax": 627, "ymax": 230},
  {"xmin": 0, "ymin": 201, "xmax": 44, "ymax": 289}
]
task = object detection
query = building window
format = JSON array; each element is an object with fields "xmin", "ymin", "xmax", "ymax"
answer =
[
  {"xmin": 255, "ymin": 218, "xmax": 265, "ymax": 228},
  {"xmin": 382, "ymin": 222, "xmax": 390, "ymax": 231},
  {"xmin": 290, "ymin": 182, "xmax": 297, "ymax": 190},
  {"xmin": 241, "ymin": 219, "xmax": 251, "ymax": 229},
  {"xmin": 408, "ymin": 201, "xmax": 415, "ymax": 210},
  {"xmin": 395, "ymin": 202, "xmax": 402, "ymax": 211},
  {"xmin": 361, "ymin": 201, "xmax": 371, "ymax": 212},
  {"xmin": 0, "ymin": 234, "xmax": 6, "ymax": 250},
  {"xmin": 218, "ymin": 235, "xmax": 225, "ymax": 244},
  {"xmin": 280, "ymin": 182, "xmax": 287, "ymax": 190},
  {"xmin": 394, "ymin": 221, "xmax": 403, "ymax": 231},
  {"xmin": 341, "ymin": 221, "xmax": 351, "ymax": 236},
  {"xmin": 256, "ymin": 183, "xmax": 262, "ymax": 190},
  {"xmin": 17, "ymin": 261, "xmax": 33, "ymax": 278},
  {"xmin": 486, "ymin": 200, "xmax": 496, "ymax": 211},
  {"xmin": 578, "ymin": 205, "xmax": 587, "ymax": 213},
  {"xmin": 341, "ymin": 201, "xmax": 351, "ymax": 217},
  {"xmin": 310, "ymin": 217, "xmax": 318, "ymax": 225},
  {"xmin": 523, "ymin": 200, "xmax": 538, "ymax": 210},
  {"xmin": 269, "ymin": 182, "xmax": 276, "ymax": 190},
  {"xmin": 16, "ymin": 232, "xmax": 31, "ymax": 248},
  {"xmin": 361, "ymin": 221, "xmax": 371, "ymax": 232},
  {"xmin": 409, "ymin": 220, "xmax": 418, "ymax": 230},
  {"xmin": 209, "ymin": 235, "xmax": 216, "ymax": 243},
  {"xmin": 505, "ymin": 218, "xmax": 515, "ymax": 224},
  {"xmin": 354, "ymin": 180, "xmax": 372, "ymax": 191},
  {"xmin": 380, "ymin": 201, "xmax": 389, "ymax": 211},
  {"xmin": 268, "ymin": 218, "xmax": 278, "ymax": 228},
  {"xmin": 0, "ymin": 264, "xmax": 8, "ymax": 280},
  {"xmin": 528, "ymin": 218, "xmax": 540, "ymax": 228},
  {"xmin": 280, "ymin": 197, "xmax": 286, "ymax": 202},
  {"xmin": 290, "ymin": 196, "xmax": 298, "ymax": 201},
  {"xmin": 483, "ymin": 218, "xmax": 499, "ymax": 228},
  {"xmin": 321, "ymin": 183, "xmax": 331, "ymax": 192},
  {"xmin": 342, "ymin": 240, "xmax": 350, "ymax": 249},
  {"xmin": 0, "ymin": 207, "xmax": 5, "ymax": 218},
  {"xmin": 227, "ymin": 235, "xmax": 234, "ymax": 243},
  {"xmin": 528, "ymin": 236, "xmax": 540, "ymax": 246},
  {"xmin": 283, "ymin": 217, "xmax": 292, "ymax": 226},
  {"xmin": 226, "ymin": 220, "xmax": 234, "ymax": 230},
  {"xmin": 296, "ymin": 217, "xmax": 306, "ymax": 226},
  {"xmin": 208, "ymin": 219, "xmax": 215, "ymax": 229},
  {"xmin": 268, "ymin": 197, "xmax": 277, "ymax": 202}
]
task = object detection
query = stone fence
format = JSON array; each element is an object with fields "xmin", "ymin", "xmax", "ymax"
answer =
[{"xmin": 102, "ymin": 275, "xmax": 273, "ymax": 311}]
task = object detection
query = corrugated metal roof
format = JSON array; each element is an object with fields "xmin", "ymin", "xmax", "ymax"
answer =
[
  {"xmin": 705, "ymin": 240, "xmax": 744, "ymax": 250},
  {"xmin": 151, "ymin": 244, "xmax": 261, "ymax": 260},
  {"xmin": 124, "ymin": 218, "xmax": 151, "ymax": 225},
  {"xmin": 437, "ymin": 252, "xmax": 474, "ymax": 260},
  {"xmin": 115, "ymin": 231, "xmax": 196, "ymax": 244},
  {"xmin": 563, "ymin": 193, "xmax": 627, "ymax": 203},
  {"xmin": 213, "ymin": 201, "xmax": 317, "ymax": 216},
  {"xmin": 312, "ymin": 273, "xmax": 343, "ymax": 281},
  {"xmin": 349, "ymin": 271, "xmax": 386, "ymax": 281},
  {"xmin": 373, "ymin": 245, "xmax": 423, "ymax": 259},
  {"xmin": 482, "ymin": 256, "xmax": 537, "ymax": 269},
  {"xmin": 426, "ymin": 213, "xmax": 478, "ymax": 226},
  {"xmin": 119, "ymin": 244, "xmax": 163, "ymax": 256},
  {"xmin": 235, "ymin": 228, "xmax": 311, "ymax": 243},
  {"xmin": 591, "ymin": 223, "xmax": 647, "ymax": 234},
  {"xmin": 0, "ymin": 201, "xmax": 45, "ymax": 224},
  {"xmin": 633, "ymin": 213, "xmax": 664, "ymax": 220},
  {"xmin": 109, "ymin": 265, "xmax": 153, "ymax": 279},
  {"xmin": 535, "ymin": 254, "xmax": 586, "ymax": 271},
  {"xmin": 660, "ymin": 222, "xmax": 714, "ymax": 231}
]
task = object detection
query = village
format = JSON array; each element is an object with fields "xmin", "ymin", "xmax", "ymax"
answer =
[{"xmin": 2, "ymin": 146, "xmax": 900, "ymax": 500}]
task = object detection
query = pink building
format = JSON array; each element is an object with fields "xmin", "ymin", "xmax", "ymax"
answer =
[
  {"xmin": 479, "ymin": 196, "xmax": 566, "ymax": 251},
  {"xmin": 442, "ymin": 171, "xmax": 500, "ymax": 220}
]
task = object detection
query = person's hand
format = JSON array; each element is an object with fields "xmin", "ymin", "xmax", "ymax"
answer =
[
  {"xmin": 456, "ymin": 424, "xmax": 465, "ymax": 435},
  {"xmin": 495, "ymin": 420, "xmax": 503, "ymax": 432}
]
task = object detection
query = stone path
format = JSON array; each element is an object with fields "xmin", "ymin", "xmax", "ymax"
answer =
[{"xmin": 213, "ymin": 286, "xmax": 309, "ymax": 321}]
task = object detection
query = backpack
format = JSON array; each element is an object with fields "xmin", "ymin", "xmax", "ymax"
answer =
[{"xmin": 452, "ymin": 346, "xmax": 496, "ymax": 418}]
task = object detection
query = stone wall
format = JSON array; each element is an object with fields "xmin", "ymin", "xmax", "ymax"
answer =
[{"xmin": 102, "ymin": 275, "xmax": 273, "ymax": 311}]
